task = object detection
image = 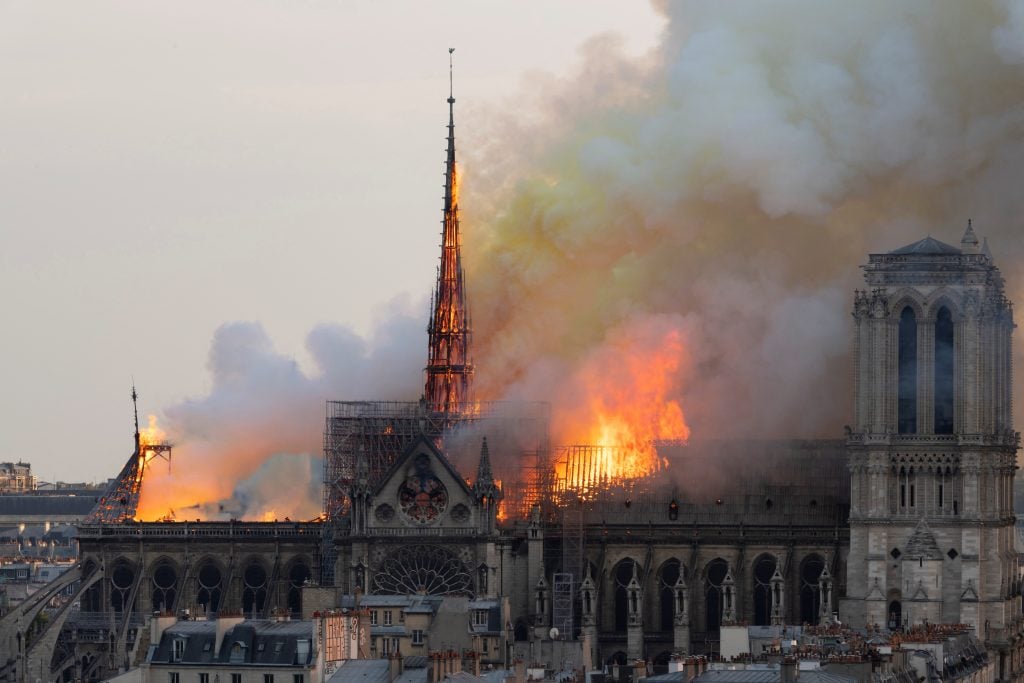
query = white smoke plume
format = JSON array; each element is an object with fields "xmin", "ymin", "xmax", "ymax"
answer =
[
  {"xmin": 136, "ymin": 299, "xmax": 424, "ymax": 521},
  {"xmin": 463, "ymin": 0, "xmax": 1024, "ymax": 446}
]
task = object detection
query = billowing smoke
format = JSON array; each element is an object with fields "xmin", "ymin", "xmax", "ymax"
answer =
[
  {"xmin": 136, "ymin": 299, "xmax": 424, "ymax": 521},
  {"xmin": 463, "ymin": 0, "xmax": 1024, "ymax": 445},
  {"xmin": 140, "ymin": 1, "xmax": 1024, "ymax": 518}
]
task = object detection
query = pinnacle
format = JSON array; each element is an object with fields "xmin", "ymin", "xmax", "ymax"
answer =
[
  {"xmin": 961, "ymin": 218, "xmax": 979, "ymax": 253},
  {"xmin": 477, "ymin": 437, "xmax": 493, "ymax": 483}
]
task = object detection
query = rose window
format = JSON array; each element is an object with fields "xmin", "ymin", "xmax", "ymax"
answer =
[{"xmin": 371, "ymin": 544, "xmax": 473, "ymax": 597}]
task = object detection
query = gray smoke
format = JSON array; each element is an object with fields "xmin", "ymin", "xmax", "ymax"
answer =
[
  {"xmin": 137, "ymin": 298, "xmax": 424, "ymax": 520},
  {"xmin": 463, "ymin": 0, "xmax": 1024, "ymax": 446}
]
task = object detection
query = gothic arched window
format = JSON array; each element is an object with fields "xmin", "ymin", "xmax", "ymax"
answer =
[
  {"xmin": 898, "ymin": 306, "xmax": 918, "ymax": 434},
  {"xmin": 110, "ymin": 561, "xmax": 135, "ymax": 613},
  {"xmin": 705, "ymin": 559, "xmax": 728, "ymax": 634},
  {"xmin": 613, "ymin": 559, "xmax": 637, "ymax": 632},
  {"xmin": 151, "ymin": 560, "xmax": 177, "ymax": 614},
  {"xmin": 658, "ymin": 560, "xmax": 682, "ymax": 632},
  {"xmin": 242, "ymin": 562, "xmax": 269, "ymax": 616},
  {"xmin": 287, "ymin": 561, "xmax": 312, "ymax": 616},
  {"xmin": 752, "ymin": 555, "xmax": 776, "ymax": 626},
  {"xmin": 196, "ymin": 560, "xmax": 223, "ymax": 615},
  {"xmin": 799, "ymin": 555, "xmax": 825, "ymax": 625},
  {"xmin": 934, "ymin": 306, "xmax": 955, "ymax": 434}
]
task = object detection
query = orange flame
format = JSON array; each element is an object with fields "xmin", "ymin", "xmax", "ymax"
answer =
[
  {"xmin": 139, "ymin": 414, "xmax": 166, "ymax": 452},
  {"xmin": 555, "ymin": 321, "xmax": 690, "ymax": 488},
  {"xmin": 451, "ymin": 161, "xmax": 460, "ymax": 210}
]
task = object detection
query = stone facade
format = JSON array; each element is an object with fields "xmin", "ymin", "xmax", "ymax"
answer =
[
  {"xmin": 8, "ymin": 229, "xmax": 1022, "ymax": 683},
  {"xmin": 840, "ymin": 227, "xmax": 1021, "ymax": 670}
]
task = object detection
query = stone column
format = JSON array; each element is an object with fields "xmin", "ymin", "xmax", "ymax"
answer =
[
  {"xmin": 580, "ymin": 569, "xmax": 598, "ymax": 667},
  {"xmin": 770, "ymin": 565, "xmax": 784, "ymax": 626},
  {"xmin": 673, "ymin": 576, "xmax": 690, "ymax": 654},
  {"xmin": 818, "ymin": 565, "xmax": 833, "ymax": 625},
  {"xmin": 626, "ymin": 565, "xmax": 644, "ymax": 661},
  {"xmin": 721, "ymin": 569, "xmax": 736, "ymax": 624}
]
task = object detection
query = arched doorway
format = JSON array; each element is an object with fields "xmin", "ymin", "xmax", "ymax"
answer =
[
  {"xmin": 607, "ymin": 651, "xmax": 627, "ymax": 666},
  {"xmin": 888, "ymin": 599, "xmax": 903, "ymax": 631}
]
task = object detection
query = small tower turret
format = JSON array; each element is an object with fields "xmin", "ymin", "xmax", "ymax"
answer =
[
  {"xmin": 472, "ymin": 437, "xmax": 502, "ymax": 534},
  {"xmin": 961, "ymin": 218, "xmax": 979, "ymax": 253}
]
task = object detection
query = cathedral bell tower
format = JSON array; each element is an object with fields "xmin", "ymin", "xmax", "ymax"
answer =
[{"xmin": 842, "ymin": 224, "xmax": 1018, "ymax": 642}]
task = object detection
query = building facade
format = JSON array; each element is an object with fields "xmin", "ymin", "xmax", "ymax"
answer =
[{"xmin": 841, "ymin": 227, "xmax": 1020, "ymax": 652}]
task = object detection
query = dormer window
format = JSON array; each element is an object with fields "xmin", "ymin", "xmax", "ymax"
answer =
[
  {"xmin": 172, "ymin": 638, "xmax": 185, "ymax": 662},
  {"xmin": 229, "ymin": 641, "xmax": 246, "ymax": 663},
  {"xmin": 296, "ymin": 639, "xmax": 310, "ymax": 664}
]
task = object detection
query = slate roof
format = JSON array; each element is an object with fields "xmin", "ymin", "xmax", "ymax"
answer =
[
  {"xmin": 645, "ymin": 666, "xmax": 855, "ymax": 683},
  {"xmin": 149, "ymin": 619, "xmax": 314, "ymax": 667},
  {"xmin": 800, "ymin": 672, "xmax": 857, "ymax": 683},
  {"xmin": 370, "ymin": 626, "xmax": 407, "ymax": 636},
  {"xmin": 442, "ymin": 673, "xmax": 486, "ymax": 683},
  {"xmin": 0, "ymin": 495, "xmax": 97, "ymax": 517},
  {"xmin": 394, "ymin": 666, "xmax": 430, "ymax": 683},
  {"xmin": 0, "ymin": 524, "xmax": 78, "ymax": 540},
  {"xmin": 361, "ymin": 595, "xmax": 415, "ymax": 607},
  {"xmin": 692, "ymin": 670, "xmax": 780, "ymax": 682},
  {"xmin": 889, "ymin": 236, "xmax": 962, "ymax": 255},
  {"xmin": 327, "ymin": 659, "xmax": 391, "ymax": 683}
]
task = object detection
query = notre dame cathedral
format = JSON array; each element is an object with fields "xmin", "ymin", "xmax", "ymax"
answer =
[{"xmin": 4, "ymin": 88, "xmax": 1021, "ymax": 683}]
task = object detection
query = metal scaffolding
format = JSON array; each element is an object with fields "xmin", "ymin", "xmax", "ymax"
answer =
[
  {"xmin": 551, "ymin": 572, "xmax": 574, "ymax": 639},
  {"xmin": 555, "ymin": 492, "xmax": 585, "ymax": 639},
  {"xmin": 321, "ymin": 399, "xmax": 549, "ymax": 583},
  {"xmin": 323, "ymin": 400, "xmax": 548, "ymax": 516}
]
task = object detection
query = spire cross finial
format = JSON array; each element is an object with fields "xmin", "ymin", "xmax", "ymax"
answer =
[{"xmin": 448, "ymin": 47, "xmax": 455, "ymax": 102}]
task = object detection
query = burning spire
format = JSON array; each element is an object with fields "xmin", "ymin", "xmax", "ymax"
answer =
[
  {"xmin": 86, "ymin": 385, "xmax": 172, "ymax": 524},
  {"xmin": 424, "ymin": 48, "xmax": 473, "ymax": 415}
]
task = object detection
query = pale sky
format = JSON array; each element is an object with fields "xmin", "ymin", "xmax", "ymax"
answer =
[{"xmin": 0, "ymin": 2, "xmax": 665, "ymax": 483}]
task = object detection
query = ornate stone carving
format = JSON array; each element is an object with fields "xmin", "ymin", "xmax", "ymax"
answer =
[{"xmin": 371, "ymin": 544, "xmax": 472, "ymax": 596}]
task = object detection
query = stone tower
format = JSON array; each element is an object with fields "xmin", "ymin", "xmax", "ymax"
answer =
[{"xmin": 842, "ymin": 225, "xmax": 1018, "ymax": 644}]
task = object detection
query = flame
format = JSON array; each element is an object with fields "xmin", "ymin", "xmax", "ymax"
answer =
[
  {"xmin": 555, "ymin": 321, "xmax": 690, "ymax": 489},
  {"xmin": 450, "ymin": 161, "xmax": 460, "ymax": 210},
  {"xmin": 139, "ymin": 414, "xmax": 166, "ymax": 452}
]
